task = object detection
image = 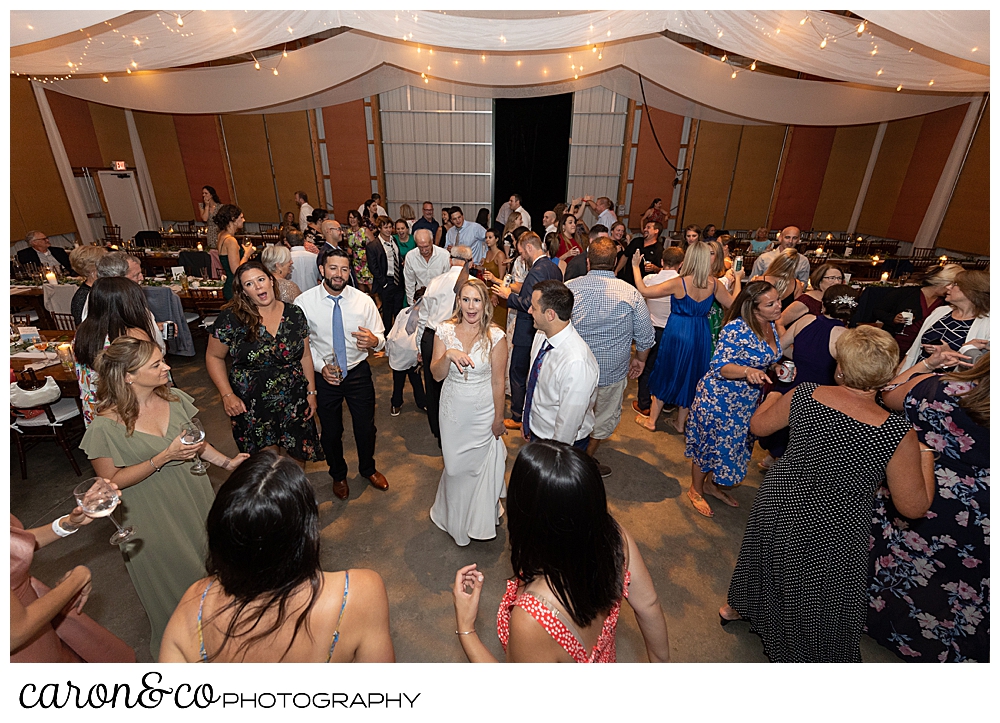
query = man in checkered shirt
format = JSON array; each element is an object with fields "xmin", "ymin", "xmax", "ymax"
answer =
[{"xmin": 565, "ymin": 238, "xmax": 655, "ymax": 477}]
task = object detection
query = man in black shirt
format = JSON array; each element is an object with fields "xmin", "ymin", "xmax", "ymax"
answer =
[
  {"xmin": 410, "ymin": 200, "xmax": 439, "ymax": 239},
  {"xmin": 617, "ymin": 221, "xmax": 664, "ymax": 286}
]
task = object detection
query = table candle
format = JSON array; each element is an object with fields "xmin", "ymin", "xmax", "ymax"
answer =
[
  {"xmin": 939, "ymin": 255, "xmax": 948, "ymax": 263},
  {"xmin": 211, "ymin": 290, "xmax": 218, "ymax": 297},
  {"xmin": 816, "ymin": 247, "xmax": 824, "ymax": 255},
  {"xmin": 57, "ymin": 343, "xmax": 74, "ymax": 370},
  {"xmin": 45, "ymin": 271, "xmax": 58, "ymax": 285},
  {"xmin": 881, "ymin": 272, "xmax": 890, "ymax": 282},
  {"xmin": 197, "ymin": 243, "xmax": 203, "ymax": 251}
]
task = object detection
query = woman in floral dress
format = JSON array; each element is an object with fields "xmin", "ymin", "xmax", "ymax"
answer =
[
  {"xmin": 868, "ymin": 349, "xmax": 990, "ymax": 662},
  {"xmin": 205, "ymin": 261, "xmax": 323, "ymax": 465},
  {"xmin": 344, "ymin": 209, "xmax": 373, "ymax": 292},
  {"xmin": 684, "ymin": 281, "xmax": 783, "ymax": 517}
]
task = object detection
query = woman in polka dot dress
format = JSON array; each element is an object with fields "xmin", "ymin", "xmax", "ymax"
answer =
[
  {"xmin": 720, "ymin": 327, "xmax": 936, "ymax": 662},
  {"xmin": 450, "ymin": 441, "xmax": 670, "ymax": 663}
]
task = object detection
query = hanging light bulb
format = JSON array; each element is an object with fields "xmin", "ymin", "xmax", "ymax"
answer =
[
  {"xmin": 721, "ymin": 54, "xmax": 727, "ymax": 63},
  {"xmin": 819, "ymin": 38, "xmax": 827, "ymax": 49},
  {"xmin": 896, "ymin": 84, "xmax": 902, "ymax": 91},
  {"xmin": 102, "ymin": 75, "xmax": 109, "ymax": 83},
  {"xmin": 254, "ymin": 60, "xmax": 260, "ymax": 70},
  {"xmin": 126, "ymin": 67, "xmax": 131, "ymax": 74},
  {"xmin": 799, "ymin": 17, "xmax": 806, "ymax": 25},
  {"xmin": 597, "ymin": 52, "xmax": 602, "ymax": 60},
  {"xmin": 928, "ymin": 79, "xmax": 934, "ymax": 86},
  {"xmin": 876, "ymin": 68, "xmax": 883, "ymax": 76},
  {"xmin": 731, "ymin": 70, "xmax": 737, "ymax": 79},
  {"xmin": 750, "ymin": 60, "xmax": 757, "ymax": 71},
  {"xmin": 272, "ymin": 68, "xmax": 278, "ymax": 76},
  {"xmin": 856, "ymin": 21, "xmax": 865, "ymax": 35},
  {"xmin": 176, "ymin": 14, "xmax": 184, "ymax": 27},
  {"xmin": 282, "ymin": 49, "xmax": 288, "ymax": 58}
]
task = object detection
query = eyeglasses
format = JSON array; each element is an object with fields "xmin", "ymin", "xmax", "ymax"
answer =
[{"xmin": 822, "ymin": 275, "xmax": 843, "ymax": 281}]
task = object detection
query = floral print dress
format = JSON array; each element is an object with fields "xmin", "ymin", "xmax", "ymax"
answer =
[
  {"xmin": 346, "ymin": 228, "xmax": 373, "ymax": 285},
  {"xmin": 211, "ymin": 304, "xmax": 323, "ymax": 461},
  {"xmin": 685, "ymin": 317, "xmax": 781, "ymax": 487},
  {"xmin": 867, "ymin": 376, "xmax": 990, "ymax": 662}
]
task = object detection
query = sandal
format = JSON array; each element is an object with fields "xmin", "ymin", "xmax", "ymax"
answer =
[
  {"xmin": 634, "ymin": 414, "xmax": 656, "ymax": 431},
  {"xmin": 688, "ymin": 489, "xmax": 714, "ymax": 518},
  {"xmin": 704, "ymin": 484, "xmax": 739, "ymax": 508}
]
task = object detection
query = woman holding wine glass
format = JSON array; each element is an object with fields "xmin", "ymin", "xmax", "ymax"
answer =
[{"xmin": 79, "ymin": 336, "xmax": 249, "ymax": 657}]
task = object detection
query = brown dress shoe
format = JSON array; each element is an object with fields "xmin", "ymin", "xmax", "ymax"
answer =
[
  {"xmin": 503, "ymin": 419, "xmax": 522, "ymax": 430},
  {"xmin": 366, "ymin": 471, "xmax": 389, "ymax": 491},
  {"xmin": 332, "ymin": 479, "xmax": 350, "ymax": 500},
  {"xmin": 632, "ymin": 400, "xmax": 650, "ymax": 417}
]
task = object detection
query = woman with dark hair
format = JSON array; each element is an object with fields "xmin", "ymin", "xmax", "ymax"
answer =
[
  {"xmin": 702, "ymin": 224, "xmax": 718, "ymax": 243},
  {"xmin": 554, "ymin": 213, "xmax": 583, "ymax": 262},
  {"xmin": 683, "ymin": 281, "xmax": 783, "ymax": 517},
  {"xmin": 778, "ymin": 262, "xmax": 845, "ymax": 328},
  {"xmin": 435, "ymin": 206, "xmax": 453, "ymax": 247},
  {"xmin": 640, "ymin": 198, "xmax": 665, "ymax": 227},
  {"xmin": 303, "ymin": 209, "xmax": 327, "ymax": 253},
  {"xmin": 868, "ymin": 351, "xmax": 990, "ymax": 662},
  {"xmin": 429, "ymin": 278, "xmax": 508, "ymax": 546},
  {"xmin": 159, "ymin": 451, "xmax": 394, "ymax": 663},
  {"xmin": 74, "ymin": 277, "xmax": 161, "ymax": 426},
  {"xmin": 475, "ymin": 207, "xmax": 491, "ymax": 229},
  {"xmin": 205, "ymin": 261, "xmax": 322, "ymax": 465},
  {"xmin": 278, "ymin": 211, "xmax": 297, "ymax": 246},
  {"xmin": 721, "ymin": 327, "xmax": 935, "ymax": 662},
  {"xmin": 682, "ymin": 224, "xmax": 702, "ymax": 248},
  {"xmin": 452, "ymin": 440, "xmax": 670, "ymax": 662},
  {"xmin": 199, "ymin": 186, "xmax": 222, "ymax": 249},
  {"xmin": 344, "ymin": 209, "xmax": 373, "ymax": 292},
  {"xmin": 80, "ymin": 337, "xmax": 248, "ymax": 656},
  {"xmin": 214, "ymin": 204, "xmax": 254, "ymax": 300},
  {"xmin": 900, "ymin": 269, "xmax": 989, "ymax": 371}
]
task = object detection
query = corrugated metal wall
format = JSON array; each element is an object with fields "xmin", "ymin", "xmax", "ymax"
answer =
[
  {"xmin": 378, "ymin": 86, "xmax": 492, "ymax": 219},
  {"xmin": 567, "ymin": 87, "xmax": 628, "ymax": 227}
]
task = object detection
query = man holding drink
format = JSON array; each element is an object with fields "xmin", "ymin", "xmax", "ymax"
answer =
[{"xmin": 295, "ymin": 247, "xmax": 388, "ymax": 500}]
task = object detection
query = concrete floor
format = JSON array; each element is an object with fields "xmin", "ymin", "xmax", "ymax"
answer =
[{"xmin": 12, "ymin": 331, "xmax": 903, "ymax": 663}]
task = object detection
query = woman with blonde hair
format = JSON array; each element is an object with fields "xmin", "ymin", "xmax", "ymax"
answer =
[
  {"xmin": 502, "ymin": 211, "xmax": 523, "ymax": 257},
  {"xmin": 720, "ymin": 326, "xmax": 936, "ymax": 661},
  {"xmin": 749, "ymin": 226, "xmax": 772, "ymax": 254},
  {"xmin": 80, "ymin": 337, "xmax": 249, "ymax": 657},
  {"xmin": 778, "ymin": 262, "xmax": 845, "ymax": 328},
  {"xmin": 399, "ymin": 203, "xmax": 416, "ymax": 232},
  {"xmin": 899, "ymin": 269, "xmax": 989, "ymax": 371},
  {"xmin": 867, "ymin": 263, "xmax": 962, "ymax": 357},
  {"xmin": 632, "ymin": 241, "xmax": 743, "ymax": 434},
  {"xmin": 429, "ymin": 277, "xmax": 508, "ymax": 546},
  {"xmin": 68, "ymin": 244, "xmax": 107, "ymax": 326},
  {"xmin": 261, "ymin": 244, "xmax": 302, "ymax": 302},
  {"xmin": 706, "ymin": 239, "xmax": 741, "ymax": 346},
  {"xmin": 755, "ymin": 248, "xmax": 804, "ymax": 313}
]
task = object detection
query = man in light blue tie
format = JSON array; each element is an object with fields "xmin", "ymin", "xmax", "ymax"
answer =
[{"xmin": 295, "ymin": 247, "xmax": 388, "ymax": 500}]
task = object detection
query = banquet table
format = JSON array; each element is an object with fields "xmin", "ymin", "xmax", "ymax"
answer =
[
  {"xmin": 10, "ymin": 286, "xmax": 54, "ymax": 328},
  {"xmin": 10, "ymin": 330, "xmax": 79, "ymax": 399}
]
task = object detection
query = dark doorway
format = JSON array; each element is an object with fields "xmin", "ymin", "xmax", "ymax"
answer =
[{"xmin": 493, "ymin": 94, "xmax": 573, "ymax": 235}]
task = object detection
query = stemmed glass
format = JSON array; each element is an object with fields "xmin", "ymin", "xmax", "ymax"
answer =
[
  {"xmin": 180, "ymin": 417, "xmax": 209, "ymax": 475},
  {"xmin": 73, "ymin": 477, "xmax": 135, "ymax": 545}
]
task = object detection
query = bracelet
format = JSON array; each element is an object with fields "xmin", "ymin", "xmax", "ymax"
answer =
[
  {"xmin": 222, "ymin": 392, "xmax": 233, "ymax": 399},
  {"xmin": 148, "ymin": 457, "xmax": 162, "ymax": 473},
  {"xmin": 922, "ymin": 360, "xmax": 936, "ymax": 372},
  {"xmin": 306, "ymin": 390, "xmax": 317, "ymax": 396},
  {"xmin": 52, "ymin": 516, "xmax": 79, "ymax": 538},
  {"xmin": 455, "ymin": 630, "xmax": 476, "ymax": 635}
]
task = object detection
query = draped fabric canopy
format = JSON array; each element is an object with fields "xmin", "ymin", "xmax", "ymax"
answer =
[{"xmin": 11, "ymin": 10, "xmax": 987, "ymax": 124}]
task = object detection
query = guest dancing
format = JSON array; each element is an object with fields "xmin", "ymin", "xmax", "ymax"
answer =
[
  {"xmin": 682, "ymin": 281, "xmax": 783, "ymax": 517},
  {"xmin": 429, "ymin": 278, "xmax": 508, "ymax": 546},
  {"xmin": 900, "ymin": 269, "xmax": 989, "ymax": 370},
  {"xmin": 344, "ymin": 210, "xmax": 373, "ymax": 292},
  {"xmin": 754, "ymin": 248, "xmax": 804, "ymax": 313},
  {"xmin": 721, "ymin": 327, "xmax": 935, "ymax": 662},
  {"xmin": 632, "ymin": 242, "xmax": 740, "ymax": 434},
  {"xmin": 206, "ymin": 261, "xmax": 323, "ymax": 466},
  {"xmin": 868, "ymin": 349, "xmax": 990, "ymax": 662},
  {"xmin": 159, "ymin": 452, "xmax": 394, "ymax": 663},
  {"xmin": 260, "ymin": 244, "xmax": 302, "ymax": 303},
  {"xmin": 11, "ymin": 507, "xmax": 135, "ymax": 663},
  {"xmin": 80, "ymin": 337, "xmax": 248, "ymax": 656},
  {"xmin": 214, "ymin": 204, "xmax": 254, "ymax": 301},
  {"xmin": 452, "ymin": 441, "xmax": 670, "ymax": 662}
]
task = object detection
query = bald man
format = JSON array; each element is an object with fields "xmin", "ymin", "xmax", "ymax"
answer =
[
  {"xmin": 750, "ymin": 226, "xmax": 810, "ymax": 284},
  {"xmin": 403, "ymin": 228, "xmax": 451, "ymax": 305}
]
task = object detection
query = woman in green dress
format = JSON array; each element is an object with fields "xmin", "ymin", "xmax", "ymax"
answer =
[
  {"xmin": 214, "ymin": 204, "xmax": 254, "ymax": 300},
  {"xmin": 80, "ymin": 337, "xmax": 249, "ymax": 657}
]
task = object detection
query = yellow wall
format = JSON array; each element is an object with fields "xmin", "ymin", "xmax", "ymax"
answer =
[
  {"xmin": 811, "ymin": 124, "xmax": 879, "ymax": 231},
  {"xmin": 937, "ymin": 101, "xmax": 989, "ymax": 254},
  {"xmin": 855, "ymin": 116, "xmax": 923, "ymax": 236},
  {"xmin": 264, "ymin": 111, "xmax": 319, "ymax": 218},
  {"xmin": 220, "ymin": 114, "xmax": 278, "ymax": 222},
  {"xmin": 683, "ymin": 120, "xmax": 742, "ymax": 227},
  {"xmin": 133, "ymin": 111, "xmax": 191, "ymax": 221},
  {"xmin": 724, "ymin": 124, "xmax": 786, "ymax": 229},
  {"xmin": 88, "ymin": 103, "xmax": 134, "ymax": 168}
]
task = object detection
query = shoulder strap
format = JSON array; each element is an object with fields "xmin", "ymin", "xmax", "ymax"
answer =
[
  {"xmin": 511, "ymin": 592, "xmax": 589, "ymax": 663},
  {"xmin": 327, "ymin": 571, "xmax": 350, "ymax": 662},
  {"xmin": 196, "ymin": 580, "xmax": 215, "ymax": 663}
]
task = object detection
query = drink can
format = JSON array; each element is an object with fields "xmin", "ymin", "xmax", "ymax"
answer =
[
  {"xmin": 502, "ymin": 274, "xmax": 512, "ymax": 288},
  {"xmin": 775, "ymin": 360, "xmax": 796, "ymax": 383},
  {"xmin": 734, "ymin": 256, "xmax": 743, "ymax": 272}
]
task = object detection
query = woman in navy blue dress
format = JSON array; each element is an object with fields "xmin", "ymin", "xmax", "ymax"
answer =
[
  {"xmin": 632, "ymin": 242, "xmax": 741, "ymax": 434},
  {"xmin": 684, "ymin": 282, "xmax": 783, "ymax": 517}
]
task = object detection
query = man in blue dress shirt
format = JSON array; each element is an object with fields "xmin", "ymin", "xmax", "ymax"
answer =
[{"xmin": 444, "ymin": 207, "xmax": 487, "ymax": 264}]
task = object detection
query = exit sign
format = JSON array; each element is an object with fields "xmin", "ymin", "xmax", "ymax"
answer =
[{"xmin": 112, "ymin": 160, "xmax": 127, "ymax": 171}]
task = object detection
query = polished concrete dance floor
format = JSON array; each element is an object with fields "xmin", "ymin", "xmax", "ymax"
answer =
[{"xmin": 12, "ymin": 334, "xmax": 903, "ymax": 663}]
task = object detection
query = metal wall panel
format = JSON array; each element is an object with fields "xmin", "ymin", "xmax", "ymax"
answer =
[
  {"xmin": 567, "ymin": 87, "xmax": 627, "ymax": 226},
  {"xmin": 378, "ymin": 86, "xmax": 493, "ymax": 218}
]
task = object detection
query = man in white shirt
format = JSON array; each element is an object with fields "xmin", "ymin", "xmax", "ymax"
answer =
[
  {"xmin": 287, "ymin": 229, "xmax": 321, "ymax": 293},
  {"xmin": 444, "ymin": 207, "xmax": 487, "ymax": 264},
  {"xmin": 634, "ymin": 245, "xmax": 684, "ymax": 417},
  {"xmin": 416, "ymin": 245, "xmax": 472, "ymax": 444},
  {"xmin": 509, "ymin": 193, "xmax": 531, "ymax": 232},
  {"xmin": 750, "ymin": 225, "xmax": 810, "ymax": 284},
  {"xmin": 358, "ymin": 193, "xmax": 387, "ymax": 218},
  {"xmin": 586, "ymin": 196, "xmax": 618, "ymax": 229},
  {"xmin": 366, "ymin": 216, "xmax": 405, "ymax": 332},
  {"xmin": 523, "ymin": 280, "xmax": 599, "ymax": 449},
  {"xmin": 542, "ymin": 210, "xmax": 558, "ymax": 235},
  {"xmin": 404, "ymin": 229, "xmax": 450, "ymax": 305},
  {"xmin": 295, "ymin": 246, "xmax": 387, "ymax": 500},
  {"xmin": 295, "ymin": 191, "xmax": 314, "ymax": 232}
]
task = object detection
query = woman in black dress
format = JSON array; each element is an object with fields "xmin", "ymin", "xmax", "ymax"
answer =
[
  {"xmin": 721, "ymin": 326, "xmax": 936, "ymax": 661},
  {"xmin": 205, "ymin": 261, "xmax": 323, "ymax": 466}
]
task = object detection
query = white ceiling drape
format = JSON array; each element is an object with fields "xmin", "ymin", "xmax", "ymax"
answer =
[
  {"xmin": 11, "ymin": 10, "xmax": 986, "ymax": 125},
  {"xmin": 853, "ymin": 10, "xmax": 990, "ymax": 65}
]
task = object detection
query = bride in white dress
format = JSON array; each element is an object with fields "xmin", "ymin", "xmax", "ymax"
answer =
[{"xmin": 429, "ymin": 277, "xmax": 508, "ymax": 546}]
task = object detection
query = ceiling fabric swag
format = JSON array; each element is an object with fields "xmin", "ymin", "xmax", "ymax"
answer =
[
  {"xmin": 853, "ymin": 10, "xmax": 989, "ymax": 65},
  {"xmin": 39, "ymin": 31, "xmax": 975, "ymax": 126}
]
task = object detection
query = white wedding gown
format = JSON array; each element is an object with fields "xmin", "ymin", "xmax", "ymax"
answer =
[{"xmin": 429, "ymin": 322, "xmax": 508, "ymax": 546}]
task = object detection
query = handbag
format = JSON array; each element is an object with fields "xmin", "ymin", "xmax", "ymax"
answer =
[{"xmin": 10, "ymin": 375, "xmax": 62, "ymax": 417}]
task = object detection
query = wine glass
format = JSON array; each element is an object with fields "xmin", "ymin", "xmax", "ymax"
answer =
[
  {"xmin": 180, "ymin": 417, "xmax": 209, "ymax": 475},
  {"xmin": 73, "ymin": 477, "xmax": 135, "ymax": 545},
  {"xmin": 324, "ymin": 354, "xmax": 343, "ymax": 383}
]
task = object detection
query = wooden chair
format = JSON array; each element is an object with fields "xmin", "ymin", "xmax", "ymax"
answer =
[
  {"xmin": 50, "ymin": 312, "xmax": 77, "ymax": 331},
  {"xmin": 11, "ymin": 311, "xmax": 32, "ymax": 326},
  {"xmin": 10, "ymin": 369, "xmax": 84, "ymax": 480},
  {"xmin": 175, "ymin": 221, "xmax": 193, "ymax": 234},
  {"xmin": 185, "ymin": 288, "xmax": 226, "ymax": 330},
  {"xmin": 103, "ymin": 224, "xmax": 122, "ymax": 242},
  {"xmin": 258, "ymin": 222, "xmax": 278, "ymax": 233}
]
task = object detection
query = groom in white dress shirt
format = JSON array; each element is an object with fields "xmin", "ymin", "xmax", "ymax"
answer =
[
  {"xmin": 295, "ymin": 246, "xmax": 388, "ymax": 500},
  {"xmin": 522, "ymin": 279, "xmax": 600, "ymax": 450}
]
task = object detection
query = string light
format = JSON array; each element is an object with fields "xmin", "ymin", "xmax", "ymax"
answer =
[
  {"xmin": 126, "ymin": 68, "xmax": 131, "ymax": 74},
  {"xmin": 731, "ymin": 70, "xmax": 737, "ymax": 79},
  {"xmin": 876, "ymin": 69, "xmax": 883, "ymax": 76},
  {"xmin": 928, "ymin": 80, "xmax": 934, "ymax": 86},
  {"xmin": 896, "ymin": 84, "xmax": 902, "ymax": 91},
  {"xmin": 254, "ymin": 59, "xmax": 260, "ymax": 70},
  {"xmin": 721, "ymin": 54, "xmax": 727, "ymax": 63},
  {"xmin": 176, "ymin": 14, "xmax": 184, "ymax": 27},
  {"xmin": 102, "ymin": 75, "xmax": 108, "ymax": 83},
  {"xmin": 750, "ymin": 60, "xmax": 757, "ymax": 71},
  {"xmin": 856, "ymin": 21, "xmax": 865, "ymax": 36},
  {"xmin": 272, "ymin": 67, "xmax": 278, "ymax": 76},
  {"xmin": 799, "ymin": 17, "xmax": 806, "ymax": 25},
  {"xmin": 819, "ymin": 38, "xmax": 827, "ymax": 49}
]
